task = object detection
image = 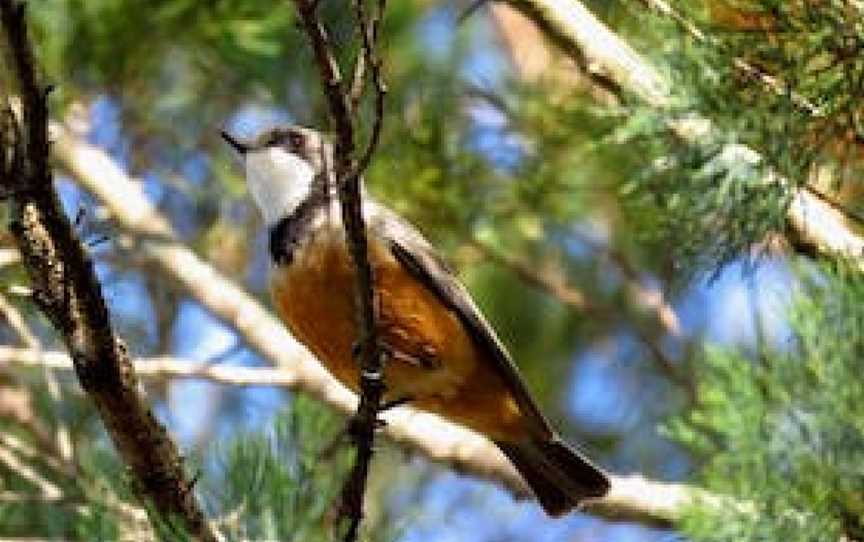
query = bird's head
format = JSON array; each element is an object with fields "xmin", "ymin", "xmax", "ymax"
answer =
[{"xmin": 221, "ymin": 125, "xmax": 333, "ymax": 225}]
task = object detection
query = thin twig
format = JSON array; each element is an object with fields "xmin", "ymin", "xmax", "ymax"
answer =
[
  {"xmin": 0, "ymin": 291, "xmax": 37, "ymax": 346},
  {"xmin": 351, "ymin": 0, "xmax": 387, "ymax": 179},
  {"xmin": 292, "ymin": 0, "xmax": 355, "ymax": 162},
  {"xmin": 470, "ymin": 239, "xmax": 594, "ymax": 311},
  {"xmin": 470, "ymin": 238, "xmax": 693, "ymax": 394},
  {"xmin": 0, "ymin": 433, "xmax": 69, "ymax": 481},
  {"xmin": 0, "ymin": 491, "xmax": 80, "ymax": 504},
  {"xmin": 567, "ymin": 231, "xmax": 682, "ymax": 337},
  {"xmin": 348, "ymin": 51, "xmax": 367, "ymax": 114},
  {"xmin": 290, "ymin": 1, "xmax": 388, "ymax": 539},
  {"xmin": 339, "ymin": 3, "xmax": 388, "ymax": 534},
  {"xmin": 0, "ymin": 3, "xmax": 217, "ymax": 540},
  {"xmin": 458, "ymin": 0, "xmax": 491, "ymax": 24},
  {"xmin": 0, "ymin": 383, "xmax": 63, "ymax": 466},
  {"xmin": 0, "ymin": 346, "xmax": 305, "ymax": 388}
]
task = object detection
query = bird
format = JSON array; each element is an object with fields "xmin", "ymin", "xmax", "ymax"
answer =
[{"xmin": 221, "ymin": 125, "xmax": 610, "ymax": 516}]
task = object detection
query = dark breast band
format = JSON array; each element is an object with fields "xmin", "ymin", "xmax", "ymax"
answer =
[{"xmin": 269, "ymin": 186, "xmax": 330, "ymax": 266}]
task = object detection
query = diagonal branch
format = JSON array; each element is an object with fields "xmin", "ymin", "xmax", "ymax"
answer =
[
  {"xmin": 470, "ymin": 239, "xmax": 692, "ymax": 396},
  {"xmin": 501, "ymin": 0, "xmax": 864, "ymax": 271},
  {"xmin": 0, "ymin": 3, "xmax": 217, "ymax": 540},
  {"xmin": 292, "ymin": 0, "xmax": 355, "ymax": 164},
  {"xmin": 469, "ymin": 239, "xmax": 595, "ymax": 311}
]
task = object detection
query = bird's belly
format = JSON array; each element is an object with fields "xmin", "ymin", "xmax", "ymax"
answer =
[{"xmin": 269, "ymin": 233, "xmax": 525, "ymax": 438}]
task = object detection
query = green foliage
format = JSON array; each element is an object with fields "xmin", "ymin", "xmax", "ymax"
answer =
[
  {"xmin": 71, "ymin": 445, "xmax": 130, "ymax": 541},
  {"xmin": 668, "ymin": 263, "xmax": 864, "ymax": 541},
  {"xmin": 206, "ymin": 396, "xmax": 365, "ymax": 542},
  {"xmin": 0, "ymin": 391, "xmax": 396, "ymax": 541},
  {"xmin": 614, "ymin": 0, "xmax": 864, "ymax": 274},
  {"xmin": 617, "ymin": 113, "xmax": 789, "ymax": 275},
  {"xmin": 0, "ymin": 407, "xmax": 130, "ymax": 540},
  {"xmin": 685, "ymin": 0, "xmax": 864, "ymax": 184}
]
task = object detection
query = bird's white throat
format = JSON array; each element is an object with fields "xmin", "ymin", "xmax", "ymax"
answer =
[{"xmin": 244, "ymin": 147, "xmax": 316, "ymax": 226}]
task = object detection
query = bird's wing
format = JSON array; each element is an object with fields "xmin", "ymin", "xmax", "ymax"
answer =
[{"xmin": 370, "ymin": 204, "xmax": 553, "ymax": 437}]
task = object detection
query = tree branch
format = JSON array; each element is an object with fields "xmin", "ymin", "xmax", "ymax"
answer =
[
  {"xmin": 0, "ymin": 345, "xmax": 711, "ymax": 527},
  {"xmin": 0, "ymin": 4, "xmax": 217, "ymax": 540},
  {"xmin": 290, "ymin": 2, "xmax": 388, "ymax": 539},
  {"xmin": 0, "ymin": 345, "xmax": 306, "ymax": 388},
  {"xmin": 469, "ymin": 239, "xmax": 595, "ymax": 311},
  {"xmin": 501, "ymin": 0, "xmax": 864, "ymax": 270},
  {"xmin": 351, "ymin": 0, "xmax": 387, "ymax": 177}
]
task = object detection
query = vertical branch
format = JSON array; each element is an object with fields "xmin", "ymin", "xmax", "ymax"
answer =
[
  {"xmin": 292, "ymin": 0, "xmax": 355, "ymax": 169},
  {"xmin": 290, "ymin": 1, "xmax": 387, "ymax": 540},
  {"xmin": 0, "ymin": 2, "xmax": 218, "ymax": 540},
  {"xmin": 352, "ymin": 0, "xmax": 387, "ymax": 177}
]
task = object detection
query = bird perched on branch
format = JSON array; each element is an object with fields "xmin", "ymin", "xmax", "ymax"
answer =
[{"xmin": 222, "ymin": 125, "xmax": 610, "ymax": 516}]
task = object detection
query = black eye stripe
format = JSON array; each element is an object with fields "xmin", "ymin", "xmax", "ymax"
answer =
[{"xmin": 265, "ymin": 132, "xmax": 283, "ymax": 147}]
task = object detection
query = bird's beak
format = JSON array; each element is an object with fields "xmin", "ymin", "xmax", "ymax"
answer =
[{"xmin": 220, "ymin": 130, "xmax": 250, "ymax": 155}]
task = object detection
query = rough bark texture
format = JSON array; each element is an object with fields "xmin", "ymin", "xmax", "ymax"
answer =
[{"xmin": 0, "ymin": 3, "xmax": 216, "ymax": 540}]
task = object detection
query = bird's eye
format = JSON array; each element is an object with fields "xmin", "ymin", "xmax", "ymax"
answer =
[{"xmin": 287, "ymin": 132, "xmax": 304, "ymax": 152}]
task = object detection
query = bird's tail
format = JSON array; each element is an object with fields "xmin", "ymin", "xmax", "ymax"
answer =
[{"xmin": 496, "ymin": 437, "xmax": 610, "ymax": 516}]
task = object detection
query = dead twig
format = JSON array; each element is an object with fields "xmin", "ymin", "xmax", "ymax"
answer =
[
  {"xmin": 470, "ymin": 239, "xmax": 693, "ymax": 396},
  {"xmin": 469, "ymin": 239, "xmax": 595, "ymax": 311}
]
